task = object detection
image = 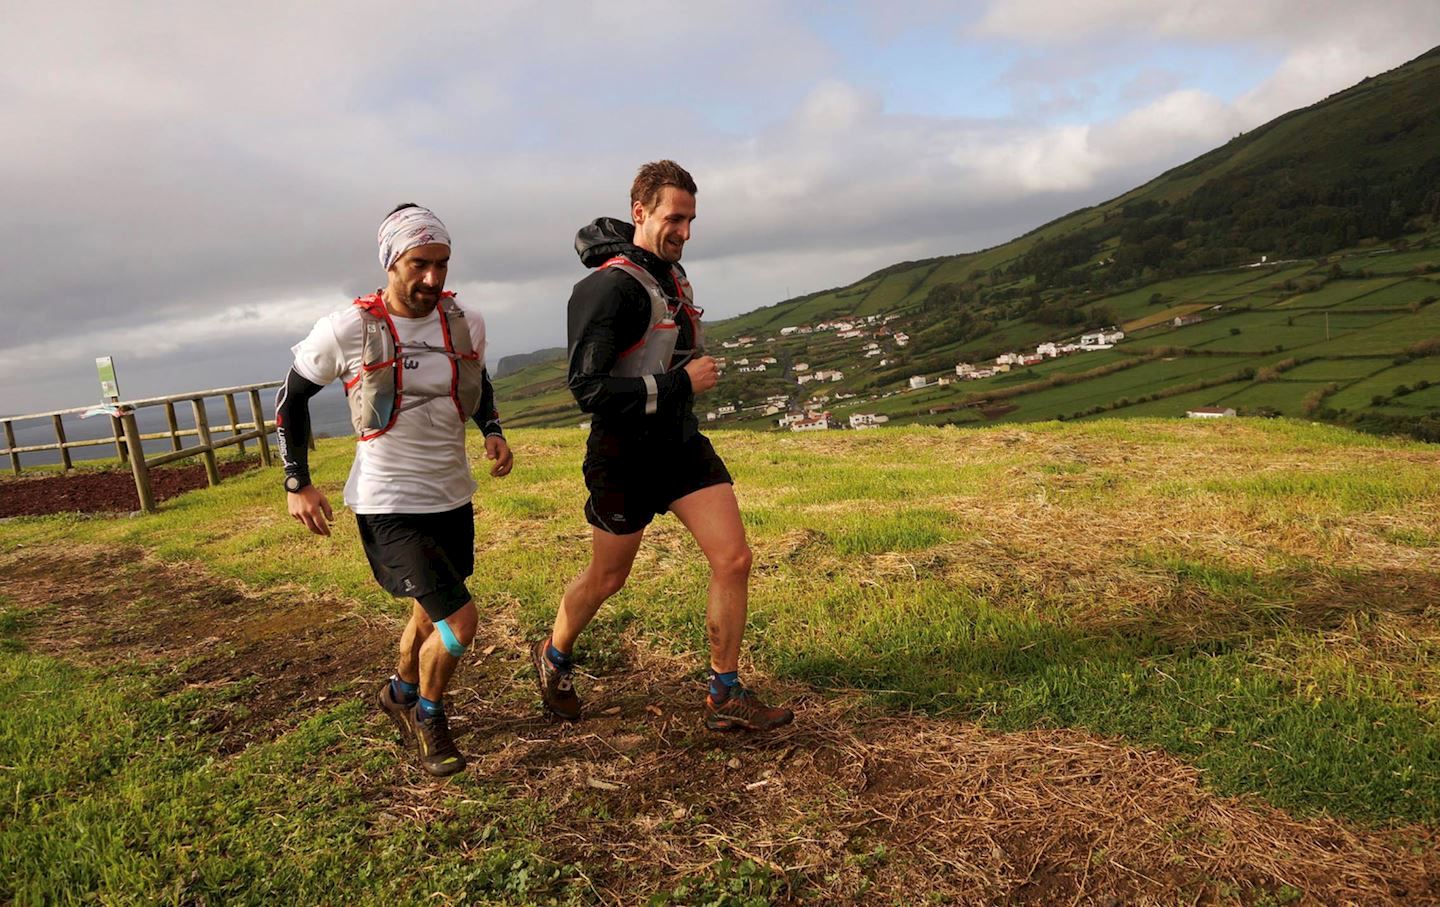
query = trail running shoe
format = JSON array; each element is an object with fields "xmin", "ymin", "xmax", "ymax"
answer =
[
  {"xmin": 411, "ymin": 705, "xmax": 467, "ymax": 778},
  {"xmin": 377, "ymin": 678, "xmax": 416, "ymax": 739},
  {"xmin": 705, "ymin": 685, "xmax": 794, "ymax": 733},
  {"xmin": 531, "ymin": 638, "xmax": 582, "ymax": 721}
]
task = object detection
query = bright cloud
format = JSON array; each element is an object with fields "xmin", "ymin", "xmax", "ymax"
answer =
[{"xmin": 2, "ymin": 1, "xmax": 1437, "ymax": 413}]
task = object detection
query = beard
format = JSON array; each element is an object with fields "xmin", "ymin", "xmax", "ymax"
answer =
[{"xmin": 391, "ymin": 284, "xmax": 441, "ymax": 317}]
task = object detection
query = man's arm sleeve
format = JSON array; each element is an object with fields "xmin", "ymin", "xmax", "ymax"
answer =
[
  {"xmin": 274, "ymin": 368, "xmax": 325, "ymax": 487},
  {"xmin": 471, "ymin": 368, "xmax": 504, "ymax": 437},
  {"xmin": 566, "ymin": 278, "xmax": 690, "ymax": 418}
]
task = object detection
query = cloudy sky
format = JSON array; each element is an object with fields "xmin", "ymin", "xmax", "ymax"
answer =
[{"xmin": 4, "ymin": 0, "xmax": 1439, "ymax": 415}]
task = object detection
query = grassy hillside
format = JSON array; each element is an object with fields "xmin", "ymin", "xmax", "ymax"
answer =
[
  {"xmin": 498, "ymin": 48, "xmax": 1440, "ymax": 440},
  {"xmin": 3, "ymin": 422, "xmax": 1439, "ymax": 901}
]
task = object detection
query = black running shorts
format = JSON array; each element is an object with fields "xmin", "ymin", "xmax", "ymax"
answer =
[
  {"xmin": 582, "ymin": 432, "xmax": 733, "ymax": 536},
  {"xmin": 355, "ymin": 503, "xmax": 474, "ymax": 621}
]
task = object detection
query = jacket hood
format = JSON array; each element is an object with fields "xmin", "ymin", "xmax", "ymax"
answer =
[{"xmin": 574, "ymin": 217, "xmax": 637, "ymax": 269}]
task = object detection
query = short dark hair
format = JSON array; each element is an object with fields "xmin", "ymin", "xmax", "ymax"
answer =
[
  {"xmin": 630, "ymin": 160, "xmax": 696, "ymax": 212},
  {"xmin": 387, "ymin": 202, "xmax": 419, "ymax": 216}
]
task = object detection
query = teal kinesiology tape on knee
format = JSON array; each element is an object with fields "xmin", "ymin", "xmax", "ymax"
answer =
[{"xmin": 434, "ymin": 618, "xmax": 467, "ymax": 657}]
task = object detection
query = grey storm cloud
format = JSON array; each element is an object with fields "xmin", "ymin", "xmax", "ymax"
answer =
[{"xmin": 3, "ymin": 0, "xmax": 1438, "ymax": 414}]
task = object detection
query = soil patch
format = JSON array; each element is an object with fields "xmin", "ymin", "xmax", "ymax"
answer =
[
  {"xmin": 3, "ymin": 546, "xmax": 1438, "ymax": 904},
  {"xmin": 0, "ymin": 458, "xmax": 260, "ymax": 518}
]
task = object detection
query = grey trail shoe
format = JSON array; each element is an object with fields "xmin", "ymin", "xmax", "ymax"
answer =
[{"xmin": 532, "ymin": 638, "xmax": 582, "ymax": 721}]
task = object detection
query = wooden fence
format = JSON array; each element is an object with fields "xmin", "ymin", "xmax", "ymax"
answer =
[{"xmin": 0, "ymin": 381, "xmax": 300, "ymax": 513}]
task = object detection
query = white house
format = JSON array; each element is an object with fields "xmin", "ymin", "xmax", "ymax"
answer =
[
  {"xmin": 837, "ymin": 329, "xmax": 864, "ymax": 339},
  {"xmin": 797, "ymin": 373, "xmax": 818, "ymax": 385},
  {"xmin": 1036, "ymin": 342, "xmax": 1059, "ymax": 358},
  {"xmin": 1080, "ymin": 329, "xmax": 1125, "ymax": 349},
  {"xmin": 863, "ymin": 341, "xmax": 880, "ymax": 350},
  {"xmin": 814, "ymin": 369, "xmax": 844, "ymax": 382},
  {"xmin": 955, "ymin": 362, "xmax": 976, "ymax": 376},
  {"xmin": 1186, "ymin": 407, "xmax": 1236, "ymax": 419},
  {"xmin": 780, "ymin": 326, "xmax": 799, "ymax": 336},
  {"xmin": 864, "ymin": 348, "xmax": 883, "ymax": 357},
  {"xmin": 790, "ymin": 412, "xmax": 832, "ymax": 431},
  {"xmin": 793, "ymin": 362, "xmax": 810, "ymax": 371},
  {"xmin": 996, "ymin": 352, "xmax": 1021, "ymax": 366},
  {"xmin": 893, "ymin": 332, "xmax": 910, "ymax": 347},
  {"xmin": 909, "ymin": 375, "xmax": 927, "ymax": 389},
  {"xmin": 760, "ymin": 357, "xmax": 777, "ymax": 364},
  {"xmin": 849, "ymin": 413, "xmax": 890, "ymax": 429},
  {"xmin": 718, "ymin": 403, "xmax": 737, "ymax": 415}
]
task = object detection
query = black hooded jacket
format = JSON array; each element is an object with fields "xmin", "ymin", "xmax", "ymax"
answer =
[{"xmin": 567, "ymin": 217, "xmax": 699, "ymax": 449}]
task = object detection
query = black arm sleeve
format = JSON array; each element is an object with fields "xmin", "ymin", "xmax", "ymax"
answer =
[
  {"xmin": 470, "ymin": 368, "xmax": 503, "ymax": 437},
  {"xmin": 565, "ymin": 272, "xmax": 691, "ymax": 418},
  {"xmin": 274, "ymin": 368, "xmax": 325, "ymax": 486}
]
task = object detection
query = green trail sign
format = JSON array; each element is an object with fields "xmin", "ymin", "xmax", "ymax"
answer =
[{"xmin": 97, "ymin": 356, "xmax": 119, "ymax": 403}]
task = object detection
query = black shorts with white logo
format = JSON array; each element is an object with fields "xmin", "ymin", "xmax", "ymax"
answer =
[
  {"xmin": 582, "ymin": 432, "xmax": 733, "ymax": 536},
  {"xmin": 355, "ymin": 502, "xmax": 474, "ymax": 622}
]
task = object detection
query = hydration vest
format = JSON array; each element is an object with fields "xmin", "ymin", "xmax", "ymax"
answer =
[
  {"xmin": 344, "ymin": 291, "xmax": 484, "ymax": 441},
  {"xmin": 600, "ymin": 256, "xmax": 704, "ymax": 415}
]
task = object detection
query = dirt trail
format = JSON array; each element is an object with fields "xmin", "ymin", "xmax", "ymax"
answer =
[{"xmin": 3, "ymin": 545, "xmax": 1437, "ymax": 904}]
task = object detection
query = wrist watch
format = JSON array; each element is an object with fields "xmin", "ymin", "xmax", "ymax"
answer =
[{"xmin": 284, "ymin": 475, "xmax": 308, "ymax": 493}]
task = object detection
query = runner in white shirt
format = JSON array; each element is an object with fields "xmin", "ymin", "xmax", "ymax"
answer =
[{"xmin": 275, "ymin": 203, "xmax": 513, "ymax": 777}]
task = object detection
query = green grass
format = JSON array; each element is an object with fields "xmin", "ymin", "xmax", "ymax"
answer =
[
  {"xmin": 5, "ymin": 417, "xmax": 1440, "ymax": 899},
  {"xmin": 0, "ymin": 649, "xmax": 566, "ymax": 905},
  {"xmin": 1328, "ymin": 358, "xmax": 1440, "ymax": 411}
]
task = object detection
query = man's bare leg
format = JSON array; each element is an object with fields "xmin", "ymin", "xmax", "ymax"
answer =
[
  {"xmin": 550, "ymin": 528, "xmax": 646, "ymax": 653},
  {"xmin": 417, "ymin": 600, "xmax": 478, "ymax": 702},
  {"xmin": 670, "ymin": 482, "xmax": 792, "ymax": 731},
  {"xmin": 668, "ymin": 483, "xmax": 751, "ymax": 672},
  {"xmin": 395, "ymin": 601, "xmax": 432, "ymax": 686}
]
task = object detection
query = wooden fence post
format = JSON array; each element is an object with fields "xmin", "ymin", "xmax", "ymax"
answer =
[
  {"xmin": 3, "ymin": 420, "xmax": 18, "ymax": 475},
  {"xmin": 51, "ymin": 415, "xmax": 72, "ymax": 471},
  {"xmin": 164, "ymin": 401, "xmax": 182, "ymax": 451},
  {"xmin": 190, "ymin": 398, "xmax": 222, "ymax": 487},
  {"xmin": 120, "ymin": 409, "xmax": 156, "ymax": 513},
  {"xmin": 247, "ymin": 389, "xmax": 272, "ymax": 467},
  {"xmin": 111, "ymin": 416, "xmax": 128, "ymax": 464},
  {"xmin": 224, "ymin": 393, "xmax": 246, "ymax": 455}
]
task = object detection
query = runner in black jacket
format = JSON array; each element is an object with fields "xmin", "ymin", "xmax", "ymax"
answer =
[{"xmin": 531, "ymin": 160, "xmax": 793, "ymax": 733}]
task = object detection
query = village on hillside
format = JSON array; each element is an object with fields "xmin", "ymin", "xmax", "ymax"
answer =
[{"xmin": 698, "ymin": 312, "xmax": 1142, "ymax": 432}]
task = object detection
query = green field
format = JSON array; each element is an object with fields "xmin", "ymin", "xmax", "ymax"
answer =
[
  {"xmin": 4, "ymin": 422, "xmax": 1440, "ymax": 902},
  {"xmin": 1283, "ymin": 357, "xmax": 1393, "ymax": 380},
  {"xmin": 1328, "ymin": 358, "xmax": 1440, "ymax": 411}
]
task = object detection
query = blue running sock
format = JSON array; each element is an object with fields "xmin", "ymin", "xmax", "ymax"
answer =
[
  {"xmin": 417, "ymin": 696, "xmax": 444, "ymax": 719},
  {"xmin": 708, "ymin": 669, "xmax": 740, "ymax": 701},
  {"xmin": 391, "ymin": 676, "xmax": 419, "ymax": 704},
  {"xmin": 546, "ymin": 641, "xmax": 573, "ymax": 670}
]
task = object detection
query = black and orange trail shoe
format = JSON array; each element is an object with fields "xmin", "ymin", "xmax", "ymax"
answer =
[
  {"xmin": 531, "ymin": 638, "xmax": 582, "ymax": 721},
  {"xmin": 704, "ymin": 685, "xmax": 794, "ymax": 732},
  {"xmin": 411, "ymin": 704, "xmax": 467, "ymax": 777}
]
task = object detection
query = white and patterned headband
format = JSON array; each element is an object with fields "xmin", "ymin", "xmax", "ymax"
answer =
[{"xmin": 377, "ymin": 205, "xmax": 451, "ymax": 271}]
